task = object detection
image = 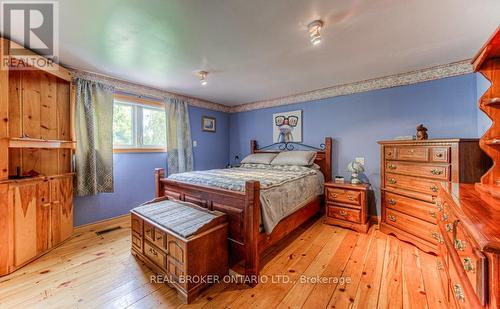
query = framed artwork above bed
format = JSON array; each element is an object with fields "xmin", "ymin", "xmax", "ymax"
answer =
[{"xmin": 273, "ymin": 110, "xmax": 302, "ymax": 143}]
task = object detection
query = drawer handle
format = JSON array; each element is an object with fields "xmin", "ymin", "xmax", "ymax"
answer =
[
  {"xmin": 149, "ymin": 248, "xmax": 158, "ymax": 257},
  {"xmin": 430, "ymin": 185, "xmax": 438, "ymax": 193},
  {"xmin": 431, "ymin": 232, "xmax": 444, "ymax": 244},
  {"xmin": 428, "ymin": 210, "xmax": 436, "ymax": 218},
  {"xmin": 437, "ymin": 205, "xmax": 443, "ymax": 212},
  {"xmin": 388, "ymin": 214, "xmax": 397, "ymax": 222},
  {"xmin": 454, "ymin": 239, "xmax": 466, "ymax": 251},
  {"xmin": 453, "ymin": 284, "xmax": 465, "ymax": 303},
  {"xmin": 156, "ymin": 235, "xmax": 163, "ymax": 241},
  {"xmin": 446, "ymin": 223, "xmax": 453, "ymax": 232},
  {"xmin": 387, "ymin": 199, "xmax": 396, "ymax": 205},
  {"xmin": 339, "ymin": 210, "xmax": 348, "ymax": 216},
  {"xmin": 347, "ymin": 196, "xmax": 354, "ymax": 201},
  {"xmin": 331, "ymin": 193, "xmax": 338, "ymax": 198},
  {"xmin": 441, "ymin": 214, "xmax": 448, "ymax": 222},
  {"xmin": 430, "ymin": 169, "xmax": 443, "ymax": 175},
  {"xmin": 388, "ymin": 164, "xmax": 397, "ymax": 170},
  {"xmin": 436, "ymin": 260, "xmax": 444, "ymax": 270},
  {"xmin": 388, "ymin": 178, "xmax": 397, "ymax": 184},
  {"xmin": 463, "ymin": 257, "xmax": 474, "ymax": 272}
]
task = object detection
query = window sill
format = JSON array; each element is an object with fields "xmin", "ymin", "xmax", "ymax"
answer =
[{"xmin": 113, "ymin": 148, "xmax": 167, "ymax": 154}]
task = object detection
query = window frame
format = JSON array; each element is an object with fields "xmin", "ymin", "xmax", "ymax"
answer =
[{"xmin": 112, "ymin": 94, "xmax": 167, "ymax": 153}]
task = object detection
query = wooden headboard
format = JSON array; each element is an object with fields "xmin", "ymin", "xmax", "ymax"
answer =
[{"xmin": 250, "ymin": 137, "xmax": 332, "ymax": 182}]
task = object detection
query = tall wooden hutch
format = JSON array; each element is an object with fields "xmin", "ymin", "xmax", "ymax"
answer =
[
  {"xmin": 0, "ymin": 38, "xmax": 75, "ymax": 276},
  {"xmin": 435, "ymin": 27, "xmax": 500, "ymax": 309}
]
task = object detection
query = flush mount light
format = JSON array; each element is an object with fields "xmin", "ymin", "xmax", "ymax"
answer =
[
  {"xmin": 308, "ymin": 20, "xmax": 324, "ymax": 46},
  {"xmin": 199, "ymin": 71, "xmax": 208, "ymax": 86}
]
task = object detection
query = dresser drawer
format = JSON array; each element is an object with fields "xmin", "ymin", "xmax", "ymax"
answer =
[
  {"xmin": 144, "ymin": 241, "xmax": 167, "ymax": 269},
  {"xmin": 385, "ymin": 209, "xmax": 437, "ymax": 244},
  {"xmin": 385, "ymin": 173, "xmax": 440, "ymax": 196},
  {"xmin": 327, "ymin": 205, "xmax": 361, "ymax": 223},
  {"xmin": 386, "ymin": 161, "xmax": 450, "ymax": 181},
  {"xmin": 144, "ymin": 222, "xmax": 155, "ymax": 242},
  {"xmin": 384, "ymin": 192, "xmax": 437, "ymax": 224},
  {"xmin": 131, "ymin": 233, "xmax": 142, "ymax": 252},
  {"xmin": 395, "ymin": 146, "xmax": 429, "ymax": 162},
  {"xmin": 431, "ymin": 147, "xmax": 450, "ymax": 163},
  {"xmin": 153, "ymin": 228, "xmax": 166, "ymax": 250},
  {"xmin": 326, "ymin": 187, "xmax": 361, "ymax": 206}
]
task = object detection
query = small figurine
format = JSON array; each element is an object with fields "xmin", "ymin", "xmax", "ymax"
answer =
[{"xmin": 416, "ymin": 124, "xmax": 428, "ymax": 140}]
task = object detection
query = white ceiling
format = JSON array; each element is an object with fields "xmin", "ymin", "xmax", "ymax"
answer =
[{"xmin": 13, "ymin": 0, "xmax": 500, "ymax": 105}]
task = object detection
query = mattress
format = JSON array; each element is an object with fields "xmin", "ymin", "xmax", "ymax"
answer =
[{"xmin": 167, "ymin": 164, "xmax": 324, "ymax": 233}]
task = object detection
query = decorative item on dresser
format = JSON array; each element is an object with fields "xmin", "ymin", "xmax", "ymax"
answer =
[
  {"xmin": 324, "ymin": 181, "xmax": 370, "ymax": 233},
  {"xmin": 0, "ymin": 38, "xmax": 75, "ymax": 277},
  {"xmin": 130, "ymin": 198, "xmax": 228, "ymax": 303},
  {"xmin": 378, "ymin": 139, "xmax": 490, "ymax": 254},
  {"xmin": 433, "ymin": 26, "xmax": 500, "ymax": 309}
]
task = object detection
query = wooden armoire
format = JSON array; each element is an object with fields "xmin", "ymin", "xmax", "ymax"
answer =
[{"xmin": 0, "ymin": 38, "xmax": 75, "ymax": 276}]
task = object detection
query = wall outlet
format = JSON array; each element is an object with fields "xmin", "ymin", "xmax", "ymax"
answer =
[
  {"xmin": 193, "ymin": 140, "xmax": 198, "ymax": 147},
  {"xmin": 355, "ymin": 157, "xmax": 365, "ymax": 166}
]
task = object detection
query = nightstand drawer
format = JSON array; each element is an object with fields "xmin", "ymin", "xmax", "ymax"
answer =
[
  {"xmin": 327, "ymin": 205, "xmax": 361, "ymax": 223},
  {"xmin": 326, "ymin": 187, "xmax": 361, "ymax": 206}
]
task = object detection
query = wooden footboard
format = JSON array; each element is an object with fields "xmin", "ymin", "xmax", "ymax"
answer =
[{"xmin": 155, "ymin": 168, "xmax": 261, "ymax": 281}]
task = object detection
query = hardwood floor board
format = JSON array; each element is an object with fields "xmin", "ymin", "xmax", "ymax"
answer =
[
  {"xmin": 401, "ymin": 242, "xmax": 428, "ymax": 309},
  {"xmin": 326, "ymin": 227, "xmax": 376, "ymax": 308},
  {"xmin": 280, "ymin": 229, "xmax": 358, "ymax": 308},
  {"xmin": 376, "ymin": 235, "xmax": 403, "ymax": 309},
  {"xmin": 0, "ymin": 215, "xmax": 453, "ymax": 309},
  {"xmin": 350, "ymin": 230, "xmax": 388, "ymax": 309}
]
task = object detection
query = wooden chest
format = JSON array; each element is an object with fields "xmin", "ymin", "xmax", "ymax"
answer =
[
  {"xmin": 130, "ymin": 199, "xmax": 229, "ymax": 304},
  {"xmin": 378, "ymin": 139, "xmax": 489, "ymax": 254}
]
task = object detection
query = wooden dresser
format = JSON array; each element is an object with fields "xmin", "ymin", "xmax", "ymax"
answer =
[
  {"xmin": 324, "ymin": 182, "xmax": 370, "ymax": 233},
  {"xmin": 0, "ymin": 38, "xmax": 75, "ymax": 276},
  {"xmin": 378, "ymin": 139, "xmax": 489, "ymax": 254},
  {"xmin": 436, "ymin": 184, "xmax": 500, "ymax": 308}
]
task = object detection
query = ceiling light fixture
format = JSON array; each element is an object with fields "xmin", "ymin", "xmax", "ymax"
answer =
[
  {"xmin": 199, "ymin": 71, "xmax": 208, "ymax": 86},
  {"xmin": 308, "ymin": 20, "xmax": 324, "ymax": 46}
]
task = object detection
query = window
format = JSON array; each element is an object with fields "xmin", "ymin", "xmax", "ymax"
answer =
[{"xmin": 113, "ymin": 95, "xmax": 166, "ymax": 152}]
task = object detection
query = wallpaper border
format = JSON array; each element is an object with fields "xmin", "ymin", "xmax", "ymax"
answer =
[
  {"xmin": 230, "ymin": 60, "xmax": 473, "ymax": 113},
  {"xmin": 70, "ymin": 69, "xmax": 231, "ymax": 113}
]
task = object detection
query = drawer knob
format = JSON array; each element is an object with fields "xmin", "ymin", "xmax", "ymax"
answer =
[
  {"xmin": 429, "ymin": 210, "xmax": 436, "ymax": 218},
  {"xmin": 431, "ymin": 232, "xmax": 444, "ymax": 244},
  {"xmin": 454, "ymin": 239, "xmax": 466, "ymax": 251},
  {"xmin": 388, "ymin": 214, "xmax": 397, "ymax": 222},
  {"xmin": 441, "ymin": 214, "xmax": 448, "ymax": 222},
  {"xmin": 430, "ymin": 169, "xmax": 443, "ymax": 175},
  {"xmin": 453, "ymin": 284, "xmax": 465, "ymax": 303},
  {"xmin": 409, "ymin": 149, "xmax": 415, "ymax": 153},
  {"xmin": 436, "ymin": 153, "xmax": 444, "ymax": 158},
  {"xmin": 388, "ymin": 178, "xmax": 397, "ymax": 184},
  {"xmin": 446, "ymin": 223, "xmax": 453, "ymax": 232},
  {"xmin": 388, "ymin": 199, "xmax": 396, "ymax": 205},
  {"xmin": 437, "ymin": 205, "xmax": 443, "ymax": 212},
  {"xmin": 339, "ymin": 210, "xmax": 348, "ymax": 216},
  {"xmin": 387, "ymin": 151, "xmax": 393, "ymax": 156},
  {"xmin": 388, "ymin": 164, "xmax": 397, "ymax": 170},
  {"xmin": 463, "ymin": 257, "xmax": 474, "ymax": 272},
  {"xmin": 430, "ymin": 185, "xmax": 438, "ymax": 193}
]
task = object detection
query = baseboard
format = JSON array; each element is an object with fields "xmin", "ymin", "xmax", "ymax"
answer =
[{"xmin": 74, "ymin": 213, "xmax": 131, "ymax": 233}]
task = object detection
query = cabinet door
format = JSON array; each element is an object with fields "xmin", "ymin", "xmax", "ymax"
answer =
[
  {"xmin": 0, "ymin": 183, "xmax": 13, "ymax": 275},
  {"xmin": 50, "ymin": 176, "xmax": 73, "ymax": 245},
  {"xmin": 36, "ymin": 180, "xmax": 51, "ymax": 253},
  {"xmin": 12, "ymin": 182, "xmax": 38, "ymax": 267}
]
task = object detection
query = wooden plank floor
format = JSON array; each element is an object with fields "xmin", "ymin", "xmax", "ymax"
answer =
[{"xmin": 0, "ymin": 215, "xmax": 449, "ymax": 309}]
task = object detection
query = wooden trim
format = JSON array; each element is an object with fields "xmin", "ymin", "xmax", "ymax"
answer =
[
  {"xmin": 8, "ymin": 41, "xmax": 72, "ymax": 82},
  {"xmin": 113, "ymin": 93, "xmax": 164, "ymax": 108},
  {"xmin": 113, "ymin": 148, "xmax": 167, "ymax": 154}
]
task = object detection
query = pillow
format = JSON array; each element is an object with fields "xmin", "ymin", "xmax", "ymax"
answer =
[
  {"xmin": 270, "ymin": 151, "xmax": 317, "ymax": 166},
  {"xmin": 240, "ymin": 153, "xmax": 278, "ymax": 165}
]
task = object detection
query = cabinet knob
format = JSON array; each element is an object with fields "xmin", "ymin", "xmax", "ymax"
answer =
[
  {"xmin": 388, "ymin": 199, "xmax": 396, "ymax": 205},
  {"xmin": 436, "ymin": 153, "xmax": 444, "ymax": 158},
  {"xmin": 430, "ymin": 185, "xmax": 438, "ymax": 193},
  {"xmin": 428, "ymin": 210, "xmax": 436, "ymax": 218},
  {"xmin": 388, "ymin": 178, "xmax": 397, "ymax": 184},
  {"xmin": 388, "ymin": 214, "xmax": 397, "ymax": 222}
]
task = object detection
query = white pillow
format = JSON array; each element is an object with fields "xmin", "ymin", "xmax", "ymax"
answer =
[
  {"xmin": 270, "ymin": 151, "xmax": 317, "ymax": 166},
  {"xmin": 241, "ymin": 153, "xmax": 278, "ymax": 165}
]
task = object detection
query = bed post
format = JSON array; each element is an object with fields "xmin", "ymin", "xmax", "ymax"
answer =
[
  {"xmin": 155, "ymin": 168, "xmax": 165, "ymax": 198},
  {"xmin": 244, "ymin": 180, "xmax": 260, "ymax": 286},
  {"xmin": 324, "ymin": 137, "xmax": 333, "ymax": 182},
  {"xmin": 250, "ymin": 140, "xmax": 257, "ymax": 154}
]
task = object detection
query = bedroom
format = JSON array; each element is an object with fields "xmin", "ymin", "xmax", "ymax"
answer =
[{"xmin": 0, "ymin": 0, "xmax": 499, "ymax": 308}]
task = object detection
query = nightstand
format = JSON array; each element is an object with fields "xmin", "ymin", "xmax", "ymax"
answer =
[{"xmin": 324, "ymin": 182, "xmax": 370, "ymax": 233}]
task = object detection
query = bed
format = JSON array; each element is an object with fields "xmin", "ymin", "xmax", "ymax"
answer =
[{"xmin": 154, "ymin": 137, "xmax": 332, "ymax": 284}]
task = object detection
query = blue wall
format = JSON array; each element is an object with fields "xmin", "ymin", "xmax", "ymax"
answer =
[
  {"xmin": 74, "ymin": 105, "xmax": 230, "ymax": 226},
  {"xmin": 229, "ymin": 74, "xmax": 482, "ymax": 216}
]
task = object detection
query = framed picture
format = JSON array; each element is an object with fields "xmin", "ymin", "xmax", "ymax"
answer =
[
  {"xmin": 202, "ymin": 116, "xmax": 216, "ymax": 132},
  {"xmin": 272, "ymin": 110, "xmax": 302, "ymax": 143}
]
